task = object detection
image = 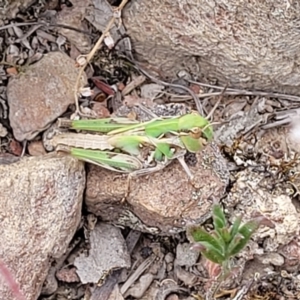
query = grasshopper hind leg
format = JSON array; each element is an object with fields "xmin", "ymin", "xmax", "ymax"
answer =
[
  {"xmin": 121, "ymin": 174, "xmax": 132, "ymax": 203},
  {"xmin": 176, "ymin": 156, "xmax": 201, "ymax": 189}
]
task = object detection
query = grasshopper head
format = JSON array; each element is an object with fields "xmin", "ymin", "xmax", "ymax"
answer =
[
  {"xmin": 179, "ymin": 113, "xmax": 209, "ymax": 129},
  {"xmin": 179, "ymin": 113, "xmax": 213, "ymax": 141}
]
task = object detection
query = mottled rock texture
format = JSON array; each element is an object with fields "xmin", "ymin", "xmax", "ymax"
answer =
[
  {"xmin": 7, "ymin": 52, "xmax": 87, "ymax": 141},
  {"xmin": 85, "ymin": 142, "xmax": 229, "ymax": 235},
  {"xmin": 0, "ymin": 155, "xmax": 85, "ymax": 300},
  {"xmin": 123, "ymin": 1, "xmax": 300, "ymax": 95}
]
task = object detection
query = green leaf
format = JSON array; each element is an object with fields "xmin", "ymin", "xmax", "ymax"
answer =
[
  {"xmin": 211, "ymin": 230, "xmax": 226, "ymax": 252},
  {"xmin": 226, "ymin": 234, "xmax": 244, "ymax": 258},
  {"xmin": 192, "ymin": 243, "xmax": 226, "ymax": 265},
  {"xmin": 239, "ymin": 220, "xmax": 260, "ymax": 238},
  {"xmin": 229, "ymin": 216, "xmax": 242, "ymax": 240},
  {"xmin": 219, "ymin": 227, "xmax": 231, "ymax": 244},
  {"xmin": 212, "ymin": 205, "xmax": 227, "ymax": 230},
  {"xmin": 200, "ymin": 248, "xmax": 225, "ymax": 265},
  {"xmin": 211, "ymin": 205, "xmax": 231, "ymax": 248},
  {"xmin": 227, "ymin": 221, "xmax": 260, "ymax": 257},
  {"xmin": 186, "ymin": 225, "xmax": 224, "ymax": 254}
]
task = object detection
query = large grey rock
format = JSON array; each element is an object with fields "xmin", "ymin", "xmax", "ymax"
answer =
[
  {"xmin": 123, "ymin": 0, "xmax": 300, "ymax": 96},
  {"xmin": 0, "ymin": 154, "xmax": 85, "ymax": 300},
  {"xmin": 85, "ymin": 142, "xmax": 229, "ymax": 235}
]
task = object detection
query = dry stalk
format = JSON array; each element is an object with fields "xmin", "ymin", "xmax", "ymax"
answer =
[{"xmin": 73, "ymin": 0, "xmax": 129, "ymax": 116}]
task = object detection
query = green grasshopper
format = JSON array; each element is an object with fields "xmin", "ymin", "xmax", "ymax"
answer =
[
  {"xmin": 53, "ymin": 112, "xmax": 213, "ymax": 188},
  {"xmin": 58, "ymin": 112, "xmax": 213, "ymax": 153}
]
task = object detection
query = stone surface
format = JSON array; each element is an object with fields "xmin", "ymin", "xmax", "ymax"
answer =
[
  {"xmin": 227, "ymin": 125, "xmax": 300, "ymax": 255},
  {"xmin": 228, "ymin": 168, "xmax": 299, "ymax": 254},
  {"xmin": 57, "ymin": 0, "xmax": 92, "ymax": 53},
  {"xmin": 175, "ymin": 243, "xmax": 199, "ymax": 267},
  {"xmin": 85, "ymin": 142, "xmax": 229, "ymax": 235},
  {"xmin": 0, "ymin": 154, "xmax": 85, "ymax": 300},
  {"xmin": 123, "ymin": 0, "xmax": 300, "ymax": 96},
  {"xmin": 28, "ymin": 140, "xmax": 47, "ymax": 156},
  {"xmin": 7, "ymin": 51, "xmax": 87, "ymax": 141},
  {"xmin": 256, "ymin": 253, "xmax": 284, "ymax": 266},
  {"xmin": 74, "ymin": 223, "xmax": 131, "ymax": 284}
]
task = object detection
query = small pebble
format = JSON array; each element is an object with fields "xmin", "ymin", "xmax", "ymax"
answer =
[
  {"xmin": 28, "ymin": 140, "xmax": 47, "ymax": 156},
  {"xmin": 0, "ymin": 123, "xmax": 8, "ymax": 137}
]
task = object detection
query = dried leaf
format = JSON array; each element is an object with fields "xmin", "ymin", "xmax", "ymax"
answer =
[{"xmin": 91, "ymin": 78, "xmax": 115, "ymax": 95}]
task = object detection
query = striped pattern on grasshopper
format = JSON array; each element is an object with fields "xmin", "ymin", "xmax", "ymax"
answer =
[{"xmin": 51, "ymin": 112, "xmax": 213, "ymax": 178}]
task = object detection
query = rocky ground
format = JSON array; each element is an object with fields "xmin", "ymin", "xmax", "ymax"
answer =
[{"xmin": 0, "ymin": 1, "xmax": 300, "ymax": 300}]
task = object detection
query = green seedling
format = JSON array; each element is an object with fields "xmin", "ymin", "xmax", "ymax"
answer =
[
  {"xmin": 187, "ymin": 205, "xmax": 260, "ymax": 267},
  {"xmin": 186, "ymin": 205, "xmax": 273, "ymax": 299}
]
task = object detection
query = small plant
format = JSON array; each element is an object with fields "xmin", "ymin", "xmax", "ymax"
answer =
[{"xmin": 187, "ymin": 204, "xmax": 270, "ymax": 299}]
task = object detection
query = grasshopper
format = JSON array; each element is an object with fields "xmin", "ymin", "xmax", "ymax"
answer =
[
  {"xmin": 57, "ymin": 112, "xmax": 213, "ymax": 153},
  {"xmin": 51, "ymin": 112, "xmax": 213, "ymax": 194}
]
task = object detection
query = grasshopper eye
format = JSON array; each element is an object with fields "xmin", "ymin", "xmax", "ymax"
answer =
[
  {"xmin": 190, "ymin": 127, "xmax": 201, "ymax": 134},
  {"xmin": 189, "ymin": 128, "xmax": 202, "ymax": 139}
]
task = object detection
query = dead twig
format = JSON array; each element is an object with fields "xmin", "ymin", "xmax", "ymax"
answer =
[
  {"xmin": 231, "ymin": 279, "xmax": 254, "ymax": 300},
  {"xmin": 206, "ymin": 84, "xmax": 228, "ymax": 120},
  {"xmin": 0, "ymin": 21, "xmax": 95, "ymax": 36},
  {"xmin": 0, "ymin": 22, "xmax": 41, "ymax": 30},
  {"xmin": 14, "ymin": 24, "xmax": 44, "ymax": 43},
  {"xmin": 120, "ymin": 255, "xmax": 156, "ymax": 295},
  {"xmin": 73, "ymin": 0, "xmax": 129, "ymax": 116},
  {"xmin": 188, "ymin": 80, "xmax": 300, "ymax": 102}
]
